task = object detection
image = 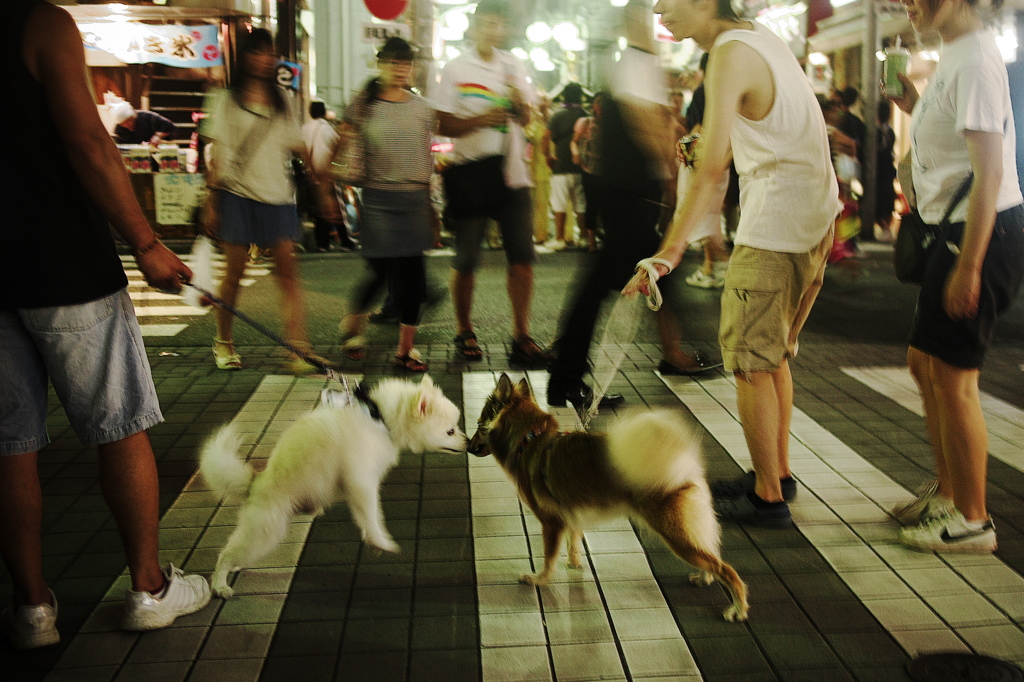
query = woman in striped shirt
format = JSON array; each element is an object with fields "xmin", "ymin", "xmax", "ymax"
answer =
[{"xmin": 337, "ymin": 38, "xmax": 437, "ymax": 371}]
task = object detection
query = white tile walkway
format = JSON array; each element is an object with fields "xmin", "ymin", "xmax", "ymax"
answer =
[
  {"xmin": 842, "ymin": 366, "xmax": 1024, "ymax": 474},
  {"xmin": 49, "ymin": 375, "xmax": 329, "ymax": 680},
  {"xmin": 465, "ymin": 371, "xmax": 703, "ymax": 682},
  {"xmin": 659, "ymin": 370, "xmax": 1024, "ymax": 668}
]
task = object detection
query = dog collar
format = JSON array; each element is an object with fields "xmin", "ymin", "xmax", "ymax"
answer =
[{"xmin": 354, "ymin": 384, "xmax": 385, "ymax": 426}]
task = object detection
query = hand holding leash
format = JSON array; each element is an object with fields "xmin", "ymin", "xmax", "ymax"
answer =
[{"xmin": 622, "ymin": 257, "xmax": 674, "ymax": 311}]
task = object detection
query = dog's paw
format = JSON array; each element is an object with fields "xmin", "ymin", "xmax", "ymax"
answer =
[
  {"xmin": 689, "ymin": 571, "xmax": 714, "ymax": 587},
  {"xmin": 367, "ymin": 536, "xmax": 401, "ymax": 554},
  {"xmin": 566, "ymin": 558, "xmax": 585, "ymax": 570},
  {"xmin": 723, "ymin": 603, "xmax": 749, "ymax": 622},
  {"xmin": 212, "ymin": 584, "xmax": 234, "ymax": 599},
  {"xmin": 519, "ymin": 573, "xmax": 548, "ymax": 586}
]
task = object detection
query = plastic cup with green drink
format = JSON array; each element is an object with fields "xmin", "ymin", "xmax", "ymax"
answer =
[{"xmin": 884, "ymin": 40, "xmax": 910, "ymax": 98}]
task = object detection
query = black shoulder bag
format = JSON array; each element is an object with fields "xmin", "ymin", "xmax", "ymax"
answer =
[{"xmin": 894, "ymin": 174, "xmax": 973, "ymax": 285}]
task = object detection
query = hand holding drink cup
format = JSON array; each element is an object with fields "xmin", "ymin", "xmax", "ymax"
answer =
[{"xmin": 883, "ymin": 38, "xmax": 910, "ymax": 97}]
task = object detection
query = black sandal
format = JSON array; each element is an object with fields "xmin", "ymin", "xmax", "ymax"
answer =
[
  {"xmin": 509, "ymin": 336, "xmax": 555, "ymax": 366},
  {"xmin": 394, "ymin": 349, "xmax": 428, "ymax": 372},
  {"xmin": 453, "ymin": 331, "xmax": 483, "ymax": 361}
]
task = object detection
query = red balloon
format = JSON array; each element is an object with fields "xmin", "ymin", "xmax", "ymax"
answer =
[{"xmin": 364, "ymin": 0, "xmax": 408, "ymax": 21}]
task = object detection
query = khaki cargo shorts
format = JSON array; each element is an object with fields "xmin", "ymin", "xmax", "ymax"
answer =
[{"xmin": 719, "ymin": 226, "xmax": 833, "ymax": 374}]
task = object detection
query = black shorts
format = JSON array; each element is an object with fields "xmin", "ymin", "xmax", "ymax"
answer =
[{"xmin": 909, "ymin": 204, "xmax": 1024, "ymax": 368}]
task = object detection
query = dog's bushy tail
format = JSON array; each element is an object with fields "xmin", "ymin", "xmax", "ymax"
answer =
[
  {"xmin": 607, "ymin": 409, "xmax": 703, "ymax": 492},
  {"xmin": 199, "ymin": 424, "xmax": 254, "ymax": 503}
]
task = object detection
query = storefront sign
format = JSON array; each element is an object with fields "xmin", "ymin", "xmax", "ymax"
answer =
[
  {"xmin": 361, "ymin": 21, "xmax": 411, "ymax": 43},
  {"xmin": 277, "ymin": 61, "xmax": 302, "ymax": 91},
  {"xmin": 80, "ymin": 23, "xmax": 223, "ymax": 68},
  {"xmin": 154, "ymin": 173, "xmax": 207, "ymax": 225},
  {"xmin": 364, "ymin": 0, "xmax": 408, "ymax": 22}
]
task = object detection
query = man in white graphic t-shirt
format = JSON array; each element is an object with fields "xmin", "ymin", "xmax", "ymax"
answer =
[{"xmin": 433, "ymin": 0, "xmax": 553, "ymax": 367}]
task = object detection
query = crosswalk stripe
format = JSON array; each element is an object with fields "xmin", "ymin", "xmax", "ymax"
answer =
[
  {"xmin": 55, "ymin": 375, "xmax": 329, "ymax": 671},
  {"xmin": 140, "ymin": 324, "xmax": 188, "ymax": 337},
  {"xmin": 121, "ymin": 254, "xmax": 270, "ymax": 337},
  {"xmin": 134, "ymin": 306, "xmax": 210, "ymax": 317},
  {"xmin": 659, "ymin": 371, "xmax": 1024, "ymax": 666},
  {"xmin": 842, "ymin": 366, "xmax": 1024, "ymax": 474},
  {"xmin": 466, "ymin": 371, "xmax": 703, "ymax": 682}
]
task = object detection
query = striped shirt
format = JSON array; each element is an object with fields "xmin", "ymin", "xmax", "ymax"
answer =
[{"xmin": 352, "ymin": 93, "xmax": 436, "ymax": 192}]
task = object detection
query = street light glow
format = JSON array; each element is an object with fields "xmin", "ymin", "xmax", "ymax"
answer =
[{"xmin": 527, "ymin": 21, "xmax": 552, "ymax": 44}]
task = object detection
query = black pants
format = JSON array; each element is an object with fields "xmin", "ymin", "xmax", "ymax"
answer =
[
  {"xmin": 581, "ymin": 172, "xmax": 602, "ymax": 237},
  {"xmin": 550, "ymin": 184, "xmax": 678, "ymax": 385},
  {"xmin": 352, "ymin": 256, "xmax": 426, "ymax": 327}
]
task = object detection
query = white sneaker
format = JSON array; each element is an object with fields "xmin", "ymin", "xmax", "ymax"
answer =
[
  {"xmin": 0, "ymin": 590, "xmax": 59, "ymax": 650},
  {"xmin": 891, "ymin": 480, "xmax": 954, "ymax": 526},
  {"xmin": 685, "ymin": 267, "xmax": 724, "ymax": 289},
  {"xmin": 899, "ymin": 509, "xmax": 997, "ymax": 554},
  {"xmin": 544, "ymin": 239, "xmax": 566, "ymax": 251},
  {"xmin": 121, "ymin": 564, "xmax": 211, "ymax": 631}
]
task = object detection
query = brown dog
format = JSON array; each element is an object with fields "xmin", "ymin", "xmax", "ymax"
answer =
[{"xmin": 468, "ymin": 374, "xmax": 748, "ymax": 622}]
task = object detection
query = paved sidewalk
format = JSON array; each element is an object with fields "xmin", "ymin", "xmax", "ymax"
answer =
[
  {"xmin": 4, "ymin": 241, "xmax": 1024, "ymax": 681},
  {"xmin": 3, "ymin": 334, "xmax": 1023, "ymax": 682}
]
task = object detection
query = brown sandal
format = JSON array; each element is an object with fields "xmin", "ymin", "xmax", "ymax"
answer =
[
  {"xmin": 394, "ymin": 349, "xmax": 428, "ymax": 373},
  {"xmin": 453, "ymin": 331, "xmax": 483, "ymax": 361}
]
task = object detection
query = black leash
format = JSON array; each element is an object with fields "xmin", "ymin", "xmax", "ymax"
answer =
[{"xmin": 183, "ymin": 281, "xmax": 340, "ymax": 380}]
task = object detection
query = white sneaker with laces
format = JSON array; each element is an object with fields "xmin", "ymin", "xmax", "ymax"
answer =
[
  {"xmin": 899, "ymin": 509, "xmax": 997, "ymax": 554},
  {"xmin": 0, "ymin": 590, "xmax": 59, "ymax": 650},
  {"xmin": 685, "ymin": 267, "xmax": 724, "ymax": 289},
  {"xmin": 891, "ymin": 480, "xmax": 954, "ymax": 526},
  {"xmin": 121, "ymin": 563, "xmax": 211, "ymax": 631}
]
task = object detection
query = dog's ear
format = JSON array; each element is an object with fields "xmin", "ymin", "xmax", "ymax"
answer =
[
  {"xmin": 419, "ymin": 374, "xmax": 434, "ymax": 389},
  {"xmin": 514, "ymin": 379, "xmax": 532, "ymax": 399},
  {"xmin": 418, "ymin": 394, "xmax": 428, "ymax": 416},
  {"xmin": 496, "ymin": 373, "xmax": 514, "ymax": 400}
]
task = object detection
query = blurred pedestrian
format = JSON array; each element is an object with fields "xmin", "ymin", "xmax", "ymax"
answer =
[
  {"xmin": 1, "ymin": 0, "xmax": 209, "ymax": 650},
  {"xmin": 199, "ymin": 28, "xmax": 328, "ymax": 374},
  {"xmin": 875, "ymin": 99, "xmax": 897, "ymax": 241},
  {"xmin": 433, "ymin": 0, "xmax": 553, "ymax": 366},
  {"xmin": 547, "ymin": 82, "xmax": 589, "ymax": 249},
  {"xmin": 626, "ymin": 0, "xmax": 841, "ymax": 528},
  {"xmin": 548, "ymin": 0, "xmax": 718, "ymax": 410},
  {"xmin": 888, "ymin": 0, "xmax": 1024, "ymax": 553},
  {"xmin": 302, "ymin": 100, "xmax": 352, "ymax": 252},
  {"xmin": 336, "ymin": 38, "xmax": 437, "ymax": 372},
  {"xmin": 571, "ymin": 91, "xmax": 607, "ymax": 251}
]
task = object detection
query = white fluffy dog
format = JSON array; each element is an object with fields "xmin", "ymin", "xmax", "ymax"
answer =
[{"xmin": 200, "ymin": 375, "xmax": 466, "ymax": 597}]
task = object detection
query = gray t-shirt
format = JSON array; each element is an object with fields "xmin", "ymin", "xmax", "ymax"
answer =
[{"xmin": 349, "ymin": 93, "xmax": 436, "ymax": 191}]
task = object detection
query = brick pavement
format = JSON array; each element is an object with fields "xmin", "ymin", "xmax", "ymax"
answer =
[{"xmin": 3, "ymin": 256, "xmax": 1024, "ymax": 681}]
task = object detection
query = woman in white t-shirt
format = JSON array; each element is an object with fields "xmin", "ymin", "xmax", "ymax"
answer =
[
  {"xmin": 200, "ymin": 29, "xmax": 326, "ymax": 374},
  {"xmin": 888, "ymin": 0, "xmax": 1024, "ymax": 553}
]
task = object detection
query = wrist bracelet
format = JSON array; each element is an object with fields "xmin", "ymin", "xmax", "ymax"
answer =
[{"xmin": 133, "ymin": 236, "xmax": 161, "ymax": 257}]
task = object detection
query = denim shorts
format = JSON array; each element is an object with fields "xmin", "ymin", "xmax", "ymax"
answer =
[
  {"xmin": 0, "ymin": 288, "xmax": 162, "ymax": 456},
  {"xmin": 218, "ymin": 190, "xmax": 300, "ymax": 248}
]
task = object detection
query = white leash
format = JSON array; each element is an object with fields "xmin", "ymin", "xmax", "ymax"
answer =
[{"xmin": 632, "ymin": 257, "xmax": 675, "ymax": 311}]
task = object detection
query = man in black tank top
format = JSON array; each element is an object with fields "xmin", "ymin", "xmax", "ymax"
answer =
[{"xmin": 1, "ymin": 1, "xmax": 209, "ymax": 651}]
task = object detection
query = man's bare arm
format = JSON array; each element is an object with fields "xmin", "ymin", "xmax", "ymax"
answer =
[
  {"xmin": 24, "ymin": 4, "xmax": 190, "ymax": 290},
  {"xmin": 655, "ymin": 42, "xmax": 755, "ymax": 267}
]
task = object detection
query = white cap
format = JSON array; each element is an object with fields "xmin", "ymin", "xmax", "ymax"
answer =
[{"xmin": 110, "ymin": 102, "xmax": 136, "ymax": 125}]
